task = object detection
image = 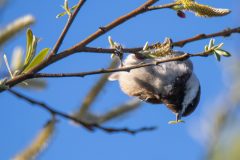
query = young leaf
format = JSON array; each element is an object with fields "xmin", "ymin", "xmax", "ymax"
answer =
[
  {"xmin": 108, "ymin": 36, "xmax": 115, "ymax": 48},
  {"xmin": 214, "ymin": 49, "xmax": 231, "ymax": 57},
  {"xmin": 56, "ymin": 12, "xmax": 67, "ymax": 18},
  {"xmin": 64, "ymin": 0, "xmax": 71, "ymax": 16},
  {"xmin": 215, "ymin": 43, "xmax": 224, "ymax": 50},
  {"xmin": 24, "ymin": 29, "xmax": 38, "ymax": 66},
  {"xmin": 214, "ymin": 51, "xmax": 221, "ymax": 61},
  {"xmin": 208, "ymin": 38, "xmax": 215, "ymax": 49},
  {"xmin": 143, "ymin": 41, "xmax": 149, "ymax": 50},
  {"xmin": 23, "ymin": 48, "xmax": 50, "ymax": 73},
  {"xmin": 24, "ymin": 29, "xmax": 33, "ymax": 65},
  {"xmin": 56, "ymin": 5, "xmax": 77, "ymax": 18},
  {"xmin": 204, "ymin": 45, "xmax": 209, "ymax": 52}
]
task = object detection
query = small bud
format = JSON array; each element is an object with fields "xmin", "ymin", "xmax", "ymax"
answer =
[{"xmin": 177, "ymin": 10, "xmax": 186, "ymax": 18}]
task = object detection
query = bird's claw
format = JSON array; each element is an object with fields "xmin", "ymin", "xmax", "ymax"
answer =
[{"xmin": 168, "ymin": 119, "xmax": 185, "ymax": 124}]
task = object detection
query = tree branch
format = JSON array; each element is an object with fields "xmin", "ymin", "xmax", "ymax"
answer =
[
  {"xmin": 29, "ymin": 0, "xmax": 158, "ymax": 73},
  {"xmin": 8, "ymin": 89, "xmax": 156, "ymax": 134},
  {"xmin": 27, "ymin": 50, "xmax": 211, "ymax": 79},
  {"xmin": 7, "ymin": 89, "xmax": 93, "ymax": 130},
  {"xmin": 2, "ymin": 26, "xmax": 237, "ymax": 92},
  {"xmin": 79, "ymin": 26, "xmax": 240, "ymax": 54},
  {"xmin": 49, "ymin": 0, "xmax": 86, "ymax": 56},
  {"xmin": 173, "ymin": 27, "xmax": 240, "ymax": 47},
  {"xmin": 2, "ymin": 3, "xmax": 239, "ymax": 93},
  {"xmin": 56, "ymin": 0, "xmax": 158, "ymax": 61},
  {"xmin": 2, "ymin": 0, "xmax": 158, "ymax": 92}
]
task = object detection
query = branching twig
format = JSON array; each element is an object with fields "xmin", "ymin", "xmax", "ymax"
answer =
[
  {"xmin": 8, "ymin": 89, "xmax": 156, "ymax": 134},
  {"xmin": 49, "ymin": 0, "xmax": 86, "ymax": 56},
  {"xmin": 28, "ymin": 0, "xmax": 158, "ymax": 73},
  {"xmin": 2, "ymin": 0, "xmax": 158, "ymax": 92},
  {"xmin": 56, "ymin": 0, "xmax": 158, "ymax": 61}
]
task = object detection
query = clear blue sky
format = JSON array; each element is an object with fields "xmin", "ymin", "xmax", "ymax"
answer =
[{"xmin": 1, "ymin": 0, "xmax": 239, "ymax": 160}]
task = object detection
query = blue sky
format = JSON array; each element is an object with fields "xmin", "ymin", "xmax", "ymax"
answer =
[{"xmin": 1, "ymin": 0, "xmax": 239, "ymax": 160}]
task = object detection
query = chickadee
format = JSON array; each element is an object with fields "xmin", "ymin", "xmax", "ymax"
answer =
[{"xmin": 108, "ymin": 51, "xmax": 200, "ymax": 124}]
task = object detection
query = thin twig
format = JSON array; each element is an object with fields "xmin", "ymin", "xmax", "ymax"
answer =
[
  {"xmin": 30, "ymin": 50, "xmax": 210, "ymax": 79},
  {"xmin": 7, "ymin": 89, "xmax": 93, "ymax": 130},
  {"xmin": 49, "ymin": 0, "xmax": 86, "ymax": 56},
  {"xmin": 80, "ymin": 27, "xmax": 240, "ymax": 54},
  {"xmin": 8, "ymin": 89, "xmax": 156, "ymax": 134},
  {"xmin": 95, "ymin": 125, "xmax": 156, "ymax": 135},
  {"xmin": 173, "ymin": 27, "xmax": 240, "ymax": 47}
]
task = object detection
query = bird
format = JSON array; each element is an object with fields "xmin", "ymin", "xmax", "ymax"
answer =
[{"xmin": 108, "ymin": 48, "xmax": 201, "ymax": 124}]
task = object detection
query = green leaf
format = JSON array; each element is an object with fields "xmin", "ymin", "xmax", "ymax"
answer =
[
  {"xmin": 214, "ymin": 51, "xmax": 221, "ymax": 61},
  {"xmin": 23, "ymin": 48, "xmax": 50, "ymax": 73},
  {"xmin": 24, "ymin": 29, "xmax": 33, "ymax": 65},
  {"xmin": 56, "ymin": 12, "xmax": 67, "ymax": 18},
  {"xmin": 214, "ymin": 49, "xmax": 231, "ymax": 57},
  {"xmin": 24, "ymin": 29, "xmax": 38, "ymax": 66}
]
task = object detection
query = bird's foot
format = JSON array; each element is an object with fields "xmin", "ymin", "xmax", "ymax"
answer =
[{"xmin": 168, "ymin": 119, "xmax": 185, "ymax": 124}]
